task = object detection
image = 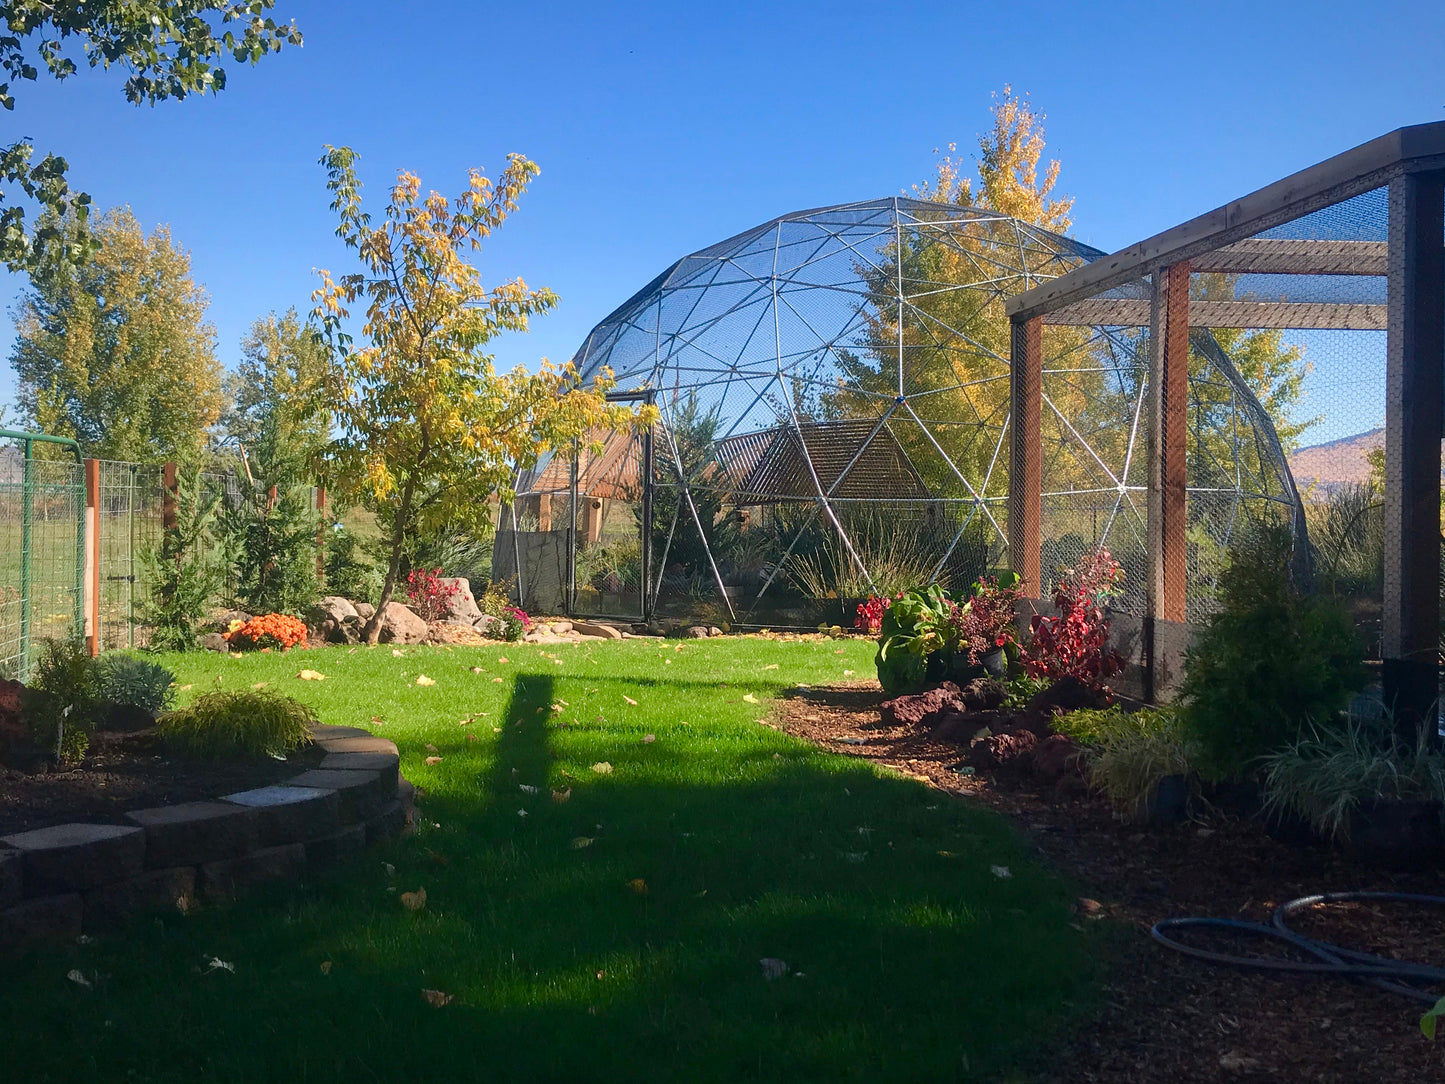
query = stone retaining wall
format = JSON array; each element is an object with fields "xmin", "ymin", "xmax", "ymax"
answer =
[{"xmin": 0, "ymin": 724, "xmax": 413, "ymax": 950}]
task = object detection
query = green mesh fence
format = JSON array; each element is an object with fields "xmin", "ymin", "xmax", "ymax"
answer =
[
  {"xmin": 96, "ymin": 461, "xmax": 166, "ymax": 651},
  {"xmin": 0, "ymin": 435, "xmax": 85, "ymax": 679}
]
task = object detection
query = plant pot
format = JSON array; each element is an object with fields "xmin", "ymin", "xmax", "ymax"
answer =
[
  {"xmin": 1134, "ymin": 773, "xmax": 1189, "ymax": 825},
  {"xmin": 980, "ymin": 648, "xmax": 1007, "ymax": 678},
  {"xmin": 98, "ymin": 702, "xmax": 156, "ymax": 734},
  {"xmin": 1346, "ymin": 798, "xmax": 1445, "ymax": 869}
]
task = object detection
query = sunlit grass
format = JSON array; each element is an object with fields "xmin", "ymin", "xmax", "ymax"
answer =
[{"xmin": 1, "ymin": 637, "xmax": 1103, "ymax": 1083}]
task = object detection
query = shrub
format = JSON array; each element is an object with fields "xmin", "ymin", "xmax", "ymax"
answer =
[
  {"xmin": 96, "ymin": 654, "xmax": 176, "ymax": 716},
  {"xmin": 947, "ymin": 572, "xmax": 1024, "ymax": 665},
  {"xmin": 324, "ymin": 523, "xmax": 383, "ymax": 603},
  {"xmin": 20, "ymin": 637, "xmax": 100, "ymax": 762},
  {"xmin": 405, "ymin": 566, "xmax": 461, "ymax": 622},
  {"xmin": 1179, "ymin": 526, "xmax": 1366, "ymax": 779},
  {"xmin": 1260, "ymin": 718, "xmax": 1445, "ymax": 843},
  {"xmin": 854, "ymin": 594, "xmax": 890, "ymax": 635},
  {"xmin": 1083, "ymin": 707, "xmax": 1195, "ymax": 822},
  {"xmin": 1024, "ymin": 548, "xmax": 1124, "ymax": 689},
  {"xmin": 159, "ymin": 690, "xmax": 317, "ymax": 760},
  {"xmin": 1002, "ymin": 671, "xmax": 1050, "ymax": 709},
  {"xmin": 141, "ymin": 469, "xmax": 222, "ymax": 652},
  {"xmin": 223, "ymin": 613, "xmax": 309, "ymax": 651}
]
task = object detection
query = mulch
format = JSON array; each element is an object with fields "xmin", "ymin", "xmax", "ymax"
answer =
[
  {"xmin": 0, "ymin": 730, "xmax": 325, "ymax": 837},
  {"xmin": 773, "ymin": 680, "xmax": 1445, "ymax": 1084}
]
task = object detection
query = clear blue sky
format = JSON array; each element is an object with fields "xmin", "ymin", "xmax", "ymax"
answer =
[{"xmin": 1, "ymin": 0, "xmax": 1441, "ymax": 441}]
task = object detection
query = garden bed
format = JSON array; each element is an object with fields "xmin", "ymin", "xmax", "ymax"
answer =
[
  {"xmin": 0, "ymin": 730, "xmax": 326, "ymax": 837},
  {"xmin": 773, "ymin": 680, "xmax": 1445, "ymax": 1084}
]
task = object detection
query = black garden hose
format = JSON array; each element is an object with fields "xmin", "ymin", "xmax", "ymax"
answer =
[{"xmin": 1150, "ymin": 891, "xmax": 1445, "ymax": 1003}]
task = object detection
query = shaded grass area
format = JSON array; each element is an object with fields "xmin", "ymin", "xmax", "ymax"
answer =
[{"xmin": 1, "ymin": 638, "xmax": 1102, "ymax": 1083}]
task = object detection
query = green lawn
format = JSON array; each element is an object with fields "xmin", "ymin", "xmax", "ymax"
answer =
[{"xmin": 1, "ymin": 637, "xmax": 1103, "ymax": 1083}]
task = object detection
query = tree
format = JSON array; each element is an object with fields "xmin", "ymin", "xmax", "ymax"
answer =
[
  {"xmin": 9, "ymin": 206, "xmax": 225, "ymax": 460},
  {"xmin": 0, "ymin": 1, "xmax": 301, "ymax": 270},
  {"xmin": 312, "ymin": 146, "xmax": 650, "ymax": 643},
  {"xmin": 224, "ymin": 308, "xmax": 330, "ymax": 454}
]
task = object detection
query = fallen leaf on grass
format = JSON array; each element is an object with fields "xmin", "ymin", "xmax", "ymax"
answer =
[
  {"xmin": 843, "ymin": 669, "xmax": 855, "ymax": 676},
  {"xmin": 571, "ymin": 837, "xmax": 594, "ymax": 849},
  {"xmin": 762, "ymin": 664, "xmax": 779, "ymax": 671},
  {"xmin": 552, "ymin": 788, "xmax": 571, "ymax": 803},
  {"xmin": 392, "ymin": 649, "xmax": 404, "ymax": 657},
  {"xmin": 415, "ymin": 675, "xmax": 435, "ymax": 686},
  {"xmin": 400, "ymin": 888, "xmax": 427, "ymax": 912},
  {"xmin": 420, "ymin": 988, "xmax": 453, "ymax": 1008},
  {"xmin": 626, "ymin": 878, "xmax": 647, "ymax": 895},
  {"xmin": 178, "ymin": 684, "xmax": 193, "ymax": 691},
  {"xmin": 426, "ymin": 743, "xmax": 439, "ymax": 751},
  {"xmin": 642, "ymin": 734, "xmax": 655, "ymax": 744},
  {"xmin": 742, "ymin": 694, "xmax": 759, "ymax": 704},
  {"xmin": 297, "ymin": 669, "xmax": 325, "ymax": 681},
  {"xmin": 319, "ymin": 961, "xmax": 333, "ymax": 975},
  {"xmin": 937, "ymin": 850, "xmax": 957, "ymax": 858},
  {"xmin": 990, "ymin": 865, "xmax": 1012, "ymax": 879},
  {"xmin": 204, "ymin": 957, "xmax": 235, "ymax": 973},
  {"xmin": 66, "ymin": 969, "xmax": 91, "ymax": 988},
  {"xmin": 497, "ymin": 657, "xmax": 509, "ymax": 664},
  {"xmin": 492, "ymin": 677, "xmax": 504, "ymax": 684},
  {"xmin": 424, "ymin": 756, "xmax": 443, "ymax": 766},
  {"xmin": 590, "ymin": 762, "xmax": 613, "ymax": 774},
  {"xmin": 252, "ymin": 682, "xmax": 268, "ymax": 689},
  {"xmin": 622, "ymin": 695, "xmax": 638, "ymax": 706},
  {"xmin": 519, "ymin": 784, "xmax": 538, "ymax": 795},
  {"xmin": 470, "ymin": 666, "xmax": 485, "ymax": 673},
  {"xmin": 759, "ymin": 958, "xmax": 788, "ymax": 981}
]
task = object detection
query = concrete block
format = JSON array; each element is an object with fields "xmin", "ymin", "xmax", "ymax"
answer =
[
  {"xmin": 365, "ymin": 800, "xmax": 405, "ymax": 846},
  {"xmin": 0, "ymin": 848, "xmax": 21, "ymax": 906},
  {"xmin": 314, "ymin": 736, "xmax": 399, "ymax": 756},
  {"xmin": 320, "ymin": 751, "xmax": 399, "ymax": 789},
  {"xmin": 125, "ymin": 801, "xmax": 260, "ymax": 868},
  {"xmin": 0, "ymin": 893, "xmax": 82, "ymax": 950},
  {"xmin": 305, "ymin": 823, "xmax": 366, "ymax": 868},
  {"xmin": 286, "ymin": 768, "xmax": 388, "ymax": 822},
  {"xmin": 222, "ymin": 785, "xmax": 340, "ymax": 846},
  {"xmin": 309, "ymin": 724, "xmax": 373, "ymax": 740},
  {"xmin": 0, "ymin": 823, "xmax": 145, "ymax": 895},
  {"xmin": 84, "ymin": 867, "xmax": 195, "ymax": 930},
  {"xmin": 199, "ymin": 843, "xmax": 306, "ymax": 901}
]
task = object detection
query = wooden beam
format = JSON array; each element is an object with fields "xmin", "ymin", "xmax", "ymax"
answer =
[
  {"xmin": 1192, "ymin": 238, "xmax": 1387, "ymax": 276},
  {"xmin": 1007, "ymin": 317, "xmax": 1042, "ymax": 596},
  {"xmin": 84, "ymin": 458, "xmax": 100, "ymax": 657},
  {"xmin": 1382, "ymin": 170, "xmax": 1445, "ymax": 739},
  {"xmin": 1160, "ymin": 264, "xmax": 1190, "ymax": 626},
  {"xmin": 1007, "ymin": 121, "xmax": 1445, "ymax": 320},
  {"xmin": 1041, "ymin": 298, "xmax": 1386, "ymax": 331}
]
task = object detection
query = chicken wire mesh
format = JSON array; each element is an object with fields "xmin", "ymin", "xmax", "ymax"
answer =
[{"xmin": 523, "ymin": 197, "xmax": 1307, "ymax": 627}]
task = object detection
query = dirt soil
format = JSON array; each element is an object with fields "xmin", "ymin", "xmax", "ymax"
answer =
[
  {"xmin": 0, "ymin": 730, "xmax": 325, "ymax": 836},
  {"xmin": 774, "ymin": 680, "xmax": 1445, "ymax": 1084}
]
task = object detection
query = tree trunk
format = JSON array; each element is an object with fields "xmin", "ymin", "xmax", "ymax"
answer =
[{"xmin": 362, "ymin": 483, "xmax": 415, "ymax": 645}]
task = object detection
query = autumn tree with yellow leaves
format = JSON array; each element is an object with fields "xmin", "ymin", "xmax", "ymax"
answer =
[{"xmin": 312, "ymin": 147, "xmax": 646, "ymax": 642}]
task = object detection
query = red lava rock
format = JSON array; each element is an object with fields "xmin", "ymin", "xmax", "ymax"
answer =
[
  {"xmin": 1017, "ymin": 675, "xmax": 1111, "ymax": 736},
  {"xmin": 965, "ymin": 728, "xmax": 1039, "ymax": 771},
  {"xmin": 1031, "ymin": 733, "xmax": 1086, "ymax": 784},
  {"xmin": 879, "ymin": 682, "xmax": 964, "ymax": 728},
  {"xmin": 958, "ymin": 676, "xmax": 1007, "ymax": 711}
]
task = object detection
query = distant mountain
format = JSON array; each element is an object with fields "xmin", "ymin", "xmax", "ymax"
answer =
[{"xmin": 1288, "ymin": 428, "xmax": 1383, "ymax": 493}]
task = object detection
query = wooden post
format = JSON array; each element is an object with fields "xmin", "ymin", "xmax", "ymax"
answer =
[
  {"xmin": 537, "ymin": 493, "xmax": 552, "ymax": 532},
  {"xmin": 84, "ymin": 459, "xmax": 100, "ymax": 657},
  {"xmin": 1383, "ymin": 170, "xmax": 1445, "ymax": 739},
  {"xmin": 161, "ymin": 461, "xmax": 178, "ymax": 533},
  {"xmin": 1007, "ymin": 316, "xmax": 1042, "ymax": 596},
  {"xmin": 1147, "ymin": 261, "xmax": 1191, "ymax": 700}
]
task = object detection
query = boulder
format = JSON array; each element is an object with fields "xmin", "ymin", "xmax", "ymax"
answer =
[
  {"xmin": 964, "ymin": 728, "xmax": 1039, "ymax": 772},
  {"xmin": 684, "ymin": 626, "xmax": 710, "ymax": 639},
  {"xmin": 472, "ymin": 614, "xmax": 506, "ymax": 639},
  {"xmin": 959, "ymin": 676, "xmax": 1007, "ymax": 712},
  {"xmin": 573, "ymin": 621, "xmax": 622, "ymax": 640},
  {"xmin": 312, "ymin": 596, "xmax": 359, "ymax": 625},
  {"xmin": 206, "ymin": 608, "xmax": 252, "ymax": 633},
  {"xmin": 1030, "ymin": 734, "xmax": 1086, "ymax": 784},
  {"xmin": 199, "ymin": 632, "xmax": 229, "ymax": 654},
  {"xmin": 880, "ymin": 682, "xmax": 964, "ymax": 729},
  {"xmin": 325, "ymin": 619, "xmax": 361, "ymax": 646},
  {"xmin": 377, "ymin": 601, "xmax": 428, "ymax": 644},
  {"xmin": 429, "ymin": 621, "xmax": 485, "ymax": 646},
  {"xmin": 549, "ymin": 620, "xmax": 573, "ymax": 635},
  {"xmin": 436, "ymin": 578, "xmax": 484, "ymax": 625},
  {"xmin": 353, "ymin": 601, "xmax": 376, "ymax": 621},
  {"xmin": 708, "ymin": 626, "xmax": 724, "ymax": 637}
]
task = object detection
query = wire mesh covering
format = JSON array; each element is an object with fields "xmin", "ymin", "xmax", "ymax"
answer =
[{"xmin": 522, "ymin": 197, "xmax": 1307, "ymax": 627}]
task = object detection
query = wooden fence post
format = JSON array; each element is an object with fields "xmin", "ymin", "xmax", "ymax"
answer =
[
  {"xmin": 84, "ymin": 458, "xmax": 100, "ymax": 656},
  {"xmin": 162, "ymin": 462, "xmax": 178, "ymax": 532}
]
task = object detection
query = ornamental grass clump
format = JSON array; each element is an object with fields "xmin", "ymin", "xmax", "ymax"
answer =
[{"xmin": 159, "ymin": 690, "xmax": 317, "ymax": 760}]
